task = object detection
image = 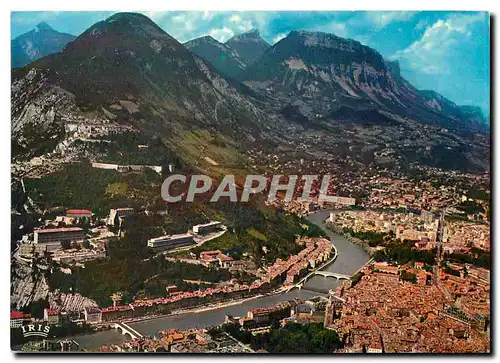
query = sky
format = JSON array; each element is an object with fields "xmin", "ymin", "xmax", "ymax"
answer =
[{"xmin": 11, "ymin": 11, "xmax": 490, "ymax": 115}]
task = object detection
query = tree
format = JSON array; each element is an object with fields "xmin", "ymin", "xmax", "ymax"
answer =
[
  {"xmin": 400, "ymin": 270, "xmax": 417, "ymax": 283},
  {"xmin": 24, "ymin": 299, "xmax": 49, "ymax": 319}
]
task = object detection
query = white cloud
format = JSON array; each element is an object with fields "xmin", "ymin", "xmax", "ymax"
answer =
[
  {"xmin": 139, "ymin": 11, "xmax": 169, "ymax": 24},
  {"xmin": 328, "ymin": 22, "xmax": 347, "ymax": 37},
  {"xmin": 272, "ymin": 33, "xmax": 287, "ymax": 44},
  {"xmin": 238, "ymin": 21, "xmax": 254, "ymax": 32},
  {"xmin": 311, "ymin": 21, "xmax": 347, "ymax": 38},
  {"xmin": 366, "ymin": 11, "xmax": 417, "ymax": 28},
  {"xmin": 352, "ymin": 35, "xmax": 372, "ymax": 47},
  {"xmin": 165, "ymin": 12, "xmax": 257, "ymax": 43},
  {"xmin": 227, "ymin": 13, "xmax": 254, "ymax": 32},
  {"xmin": 391, "ymin": 13, "xmax": 485, "ymax": 74},
  {"xmin": 11, "ymin": 11, "xmax": 60, "ymax": 25},
  {"xmin": 169, "ymin": 12, "xmax": 208, "ymax": 34},
  {"xmin": 202, "ymin": 11, "xmax": 213, "ymax": 21},
  {"xmin": 229, "ymin": 14, "xmax": 242, "ymax": 23},
  {"xmin": 251, "ymin": 12, "xmax": 272, "ymax": 30},
  {"xmin": 208, "ymin": 27, "xmax": 235, "ymax": 42},
  {"xmin": 415, "ymin": 18, "xmax": 428, "ymax": 30}
]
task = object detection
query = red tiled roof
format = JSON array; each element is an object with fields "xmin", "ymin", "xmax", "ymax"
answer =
[
  {"xmin": 67, "ymin": 209, "xmax": 92, "ymax": 215},
  {"xmin": 35, "ymin": 227, "xmax": 84, "ymax": 234},
  {"xmin": 10, "ymin": 311, "xmax": 23, "ymax": 319},
  {"xmin": 85, "ymin": 307, "xmax": 102, "ymax": 314},
  {"xmin": 200, "ymin": 250, "xmax": 221, "ymax": 257},
  {"xmin": 102, "ymin": 305, "xmax": 132, "ymax": 313}
]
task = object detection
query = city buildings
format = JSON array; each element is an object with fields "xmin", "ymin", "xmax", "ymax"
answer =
[
  {"xmin": 83, "ymin": 307, "xmax": 103, "ymax": 324},
  {"xmin": 43, "ymin": 309, "xmax": 60, "ymax": 325},
  {"xmin": 19, "ymin": 243, "xmax": 47, "ymax": 258},
  {"xmin": 192, "ymin": 221, "xmax": 221, "ymax": 235},
  {"xmin": 10, "ymin": 311, "xmax": 31, "ymax": 328},
  {"xmin": 51, "ymin": 249, "xmax": 106, "ymax": 263},
  {"xmin": 147, "ymin": 233, "xmax": 195, "ymax": 251},
  {"xmin": 92, "ymin": 163, "xmax": 162, "ymax": 174},
  {"xmin": 34, "ymin": 227, "xmax": 86, "ymax": 245},
  {"xmin": 247, "ymin": 302, "xmax": 293, "ymax": 326},
  {"xmin": 199, "ymin": 250, "xmax": 234, "ymax": 268},
  {"xmin": 326, "ymin": 265, "xmax": 490, "ymax": 353},
  {"xmin": 33, "ymin": 227, "xmax": 86, "ymax": 252},
  {"xmin": 107, "ymin": 208, "xmax": 135, "ymax": 226},
  {"xmin": 66, "ymin": 209, "xmax": 93, "ymax": 219}
]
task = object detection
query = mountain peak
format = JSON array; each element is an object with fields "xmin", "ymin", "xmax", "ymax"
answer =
[
  {"xmin": 289, "ymin": 29, "xmax": 343, "ymax": 39},
  {"xmin": 185, "ymin": 35, "xmax": 219, "ymax": 46},
  {"xmin": 106, "ymin": 12, "xmax": 154, "ymax": 23},
  {"xmin": 12, "ymin": 21, "xmax": 76, "ymax": 68},
  {"xmin": 260, "ymin": 29, "xmax": 386, "ymax": 71},
  {"xmin": 68, "ymin": 12, "xmax": 177, "ymax": 52},
  {"xmin": 226, "ymin": 29, "xmax": 267, "ymax": 44},
  {"xmin": 35, "ymin": 22, "xmax": 54, "ymax": 32},
  {"xmin": 225, "ymin": 29, "xmax": 270, "ymax": 64},
  {"xmin": 244, "ymin": 28, "xmax": 260, "ymax": 36},
  {"xmin": 287, "ymin": 29, "xmax": 363, "ymax": 48},
  {"xmin": 79, "ymin": 12, "xmax": 169, "ymax": 39},
  {"xmin": 184, "ymin": 34, "xmax": 247, "ymax": 79}
]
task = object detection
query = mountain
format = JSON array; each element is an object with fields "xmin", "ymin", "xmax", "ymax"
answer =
[
  {"xmin": 241, "ymin": 30, "xmax": 487, "ymax": 133},
  {"xmin": 225, "ymin": 29, "xmax": 270, "ymax": 65},
  {"xmin": 13, "ymin": 13, "xmax": 270, "ymax": 139},
  {"xmin": 12, "ymin": 13, "xmax": 285, "ymax": 168},
  {"xmin": 11, "ymin": 22, "xmax": 76, "ymax": 68},
  {"xmin": 11, "ymin": 15, "xmax": 489, "ymax": 174},
  {"xmin": 387, "ymin": 61, "xmax": 488, "ymax": 128},
  {"xmin": 459, "ymin": 105, "xmax": 488, "ymax": 126},
  {"xmin": 184, "ymin": 35, "xmax": 247, "ymax": 79}
]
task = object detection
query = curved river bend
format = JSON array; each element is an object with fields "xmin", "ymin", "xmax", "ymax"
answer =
[{"xmin": 70, "ymin": 210, "xmax": 369, "ymax": 349}]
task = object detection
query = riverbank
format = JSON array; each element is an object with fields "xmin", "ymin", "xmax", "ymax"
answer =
[
  {"xmin": 102, "ymin": 240, "xmax": 337, "ymax": 327},
  {"xmin": 325, "ymin": 219, "xmax": 375, "ymax": 257},
  {"xmin": 104, "ymin": 293, "xmax": 267, "ymax": 327},
  {"xmin": 61, "ymin": 210, "xmax": 370, "ymax": 348},
  {"xmin": 284, "ymin": 238, "xmax": 339, "ymax": 292}
]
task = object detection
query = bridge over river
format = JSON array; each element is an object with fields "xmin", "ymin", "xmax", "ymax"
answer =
[
  {"xmin": 67, "ymin": 210, "xmax": 371, "ymax": 349},
  {"xmin": 111, "ymin": 322, "xmax": 144, "ymax": 340}
]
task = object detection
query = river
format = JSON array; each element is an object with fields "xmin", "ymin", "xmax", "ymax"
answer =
[{"xmin": 70, "ymin": 210, "xmax": 369, "ymax": 350}]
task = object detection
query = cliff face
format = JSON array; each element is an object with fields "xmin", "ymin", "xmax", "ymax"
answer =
[{"xmin": 241, "ymin": 30, "xmax": 487, "ymax": 132}]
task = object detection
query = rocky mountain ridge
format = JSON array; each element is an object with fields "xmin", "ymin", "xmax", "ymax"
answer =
[
  {"xmin": 240, "ymin": 30, "xmax": 488, "ymax": 132},
  {"xmin": 11, "ymin": 13, "xmax": 489, "ymax": 173},
  {"xmin": 14, "ymin": 14, "xmax": 273, "ymax": 141},
  {"xmin": 184, "ymin": 35, "xmax": 248, "ymax": 79},
  {"xmin": 225, "ymin": 29, "xmax": 271, "ymax": 65}
]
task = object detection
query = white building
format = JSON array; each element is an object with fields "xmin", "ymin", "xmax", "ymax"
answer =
[
  {"xmin": 192, "ymin": 221, "xmax": 222, "ymax": 235},
  {"xmin": 147, "ymin": 233, "xmax": 195, "ymax": 251}
]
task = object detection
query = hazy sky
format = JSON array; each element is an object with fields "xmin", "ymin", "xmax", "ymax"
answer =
[{"xmin": 11, "ymin": 11, "xmax": 490, "ymax": 114}]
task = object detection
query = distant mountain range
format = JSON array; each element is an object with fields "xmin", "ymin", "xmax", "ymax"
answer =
[
  {"xmin": 11, "ymin": 21, "xmax": 76, "ymax": 68},
  {"xmin": 183, "ymin": 35, "xmax": 248, "ymax": 80},
  {"xmin": 12, "ymin": 13, "xmax": 269, "ymax": 148},
  {"xmin": 241, "ymin": 30, "xmax": 488, "ymax": 129},
  {"xmin": 11, "ymin": 13, "xmax": 490, "ymax": 173},
  {"xmin": 225, "ymin": 29, "xmax": 271, "ymax": 64},
  {"xmin": 183, "ymin": 29, "xmax": 270, "ymax": 80}
]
